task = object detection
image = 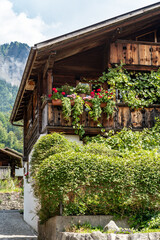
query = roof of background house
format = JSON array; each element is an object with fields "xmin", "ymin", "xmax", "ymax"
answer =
[{"xmin": 0, "ymin": 148, "xmax": 23, "ymax": 167}]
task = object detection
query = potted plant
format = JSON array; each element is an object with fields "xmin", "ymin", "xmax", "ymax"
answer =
[
  {"xmin": 74, "ymin": 83, "xmax": 90, "ymax": 97},
  {"xmin": 61, "ymin": 84, "xmax": 74, "ymax": 96},
  {"xmin": 49, "ymin": 87, "xmax": 65, "ymax": 105}
]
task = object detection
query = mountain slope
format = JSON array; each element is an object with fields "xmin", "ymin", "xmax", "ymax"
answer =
[
  {"xmin": 0, "ymin": 41, "xmax": 30, "ymax": 86},
  {"xmin": 0, "ymin": 79, "xmax": 18, "ymax": 112},
  {"xmin": 0, "ymin": 41, "xmax": 29, "ymax": 152}
]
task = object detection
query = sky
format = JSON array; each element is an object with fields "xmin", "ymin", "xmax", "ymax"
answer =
[{"xmin": 0, "ymin": 0, "xmax": 159, "ymax": 46}]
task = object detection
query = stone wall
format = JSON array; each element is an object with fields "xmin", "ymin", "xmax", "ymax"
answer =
[
  {"xmin": 57, "ymin": 231, "xmax": 160, "ymax": 240},
  {"xmin": 0, "ymin": 192, "xmax": 23, "ymax": 210},
  {"xmin": 38, "ymin": 216, "xmax": 129, "ymax": 240}
]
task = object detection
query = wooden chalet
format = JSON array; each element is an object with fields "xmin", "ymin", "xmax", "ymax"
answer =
[
  {"xmin": 0, "ymin": 148, "xmax": 22, "ymax": 178},
  {"xmin": 10, "ymin": 3, "xmax": 160, "ymax": 161}
]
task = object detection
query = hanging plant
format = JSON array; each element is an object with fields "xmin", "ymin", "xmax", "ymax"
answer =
[
  {"xmin": 72, "ymin": 95, "xmax": 84, "ymax": 137},
  {"xmin": 62, "ymin": 97, "xmax": 72, "ymax": 121}
]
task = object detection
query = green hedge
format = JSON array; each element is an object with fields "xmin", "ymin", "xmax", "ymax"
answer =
[{"xmin": 31, "ymin": 133, "xmax": 160, "ymax": 223}]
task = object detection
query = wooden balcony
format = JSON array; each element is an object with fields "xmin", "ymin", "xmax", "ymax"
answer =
[
  {"xmin": 45, "ymin": 102, "xmax": 160, "ymax": 135},
  {"xmin": 110, "ymin": 40, "xmax": 160, "ymax": 71}
]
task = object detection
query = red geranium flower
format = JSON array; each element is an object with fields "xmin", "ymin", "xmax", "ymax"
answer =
[
  {"xmin": 105, "ymin": 91, "xmax": 108, "ymax": 94},
  {"xmin": 52, "ymin": 88, "xmax": 58, "ymax": 93},
  {"xmin": 48, "ymin": 94, "xmax": 52, "ymax": 98},
  {"xmin": 97, "ymin": 89, "xmax": 101, "ymax": 92},
  {"xmin": 99, "ymin": 95, "xmax": 103, "ymax": 98},
  {"xmin": 90, "ymin": 91, "xmax": 95, "ymax": 97},
  {"xmin": 97, "ymin": 92, "xmax": 100, "ymax": 95},
  {"xmin": 61, "ymin": 92, "xmax": 66, "ymax": 96}
]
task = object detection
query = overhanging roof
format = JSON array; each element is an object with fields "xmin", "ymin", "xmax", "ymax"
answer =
[{"xmin": 10, "ymin": 2, "xmax": 160, "ymax": 124}]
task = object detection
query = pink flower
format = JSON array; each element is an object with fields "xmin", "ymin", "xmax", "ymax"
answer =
[
  {"xmin": 61, "ymin": 92, "xmax": 66, "ymax": 96},
  {"xmin": 83, "ymin": 96, "xmax": 92, "ymax": 100},
  {"xmin": 48, "ymin": 94, "xmax": 52, "ymax": 98}
]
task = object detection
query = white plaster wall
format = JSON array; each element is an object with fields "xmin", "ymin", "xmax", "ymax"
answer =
[
  {"xmin": 23, "ymin": 133, "xmax": 47, "ymax": 232},
  {"xmin": 64, "ymin": 134, "xmax": 83, "ymax": 144},
  {"xmin": 24, "ymin": 174, "xmax": 39, "ymax": 231}
]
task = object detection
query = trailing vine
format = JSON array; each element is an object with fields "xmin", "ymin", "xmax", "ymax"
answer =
[
  {"xmin": 100, "ymin": 64, "xmax": 160, "ymax": 109},
  {"xmin": 62, "ymin": 97, "xmax": 71, "ymax": 121},
  {"xmin": 72, "ymin": 95, "xmax": 84, "ymax": 137}
]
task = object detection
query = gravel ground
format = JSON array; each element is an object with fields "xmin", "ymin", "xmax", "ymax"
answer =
[{"xmin": 0, "ymin": 210, "xmax": 37, "ymax": 240}]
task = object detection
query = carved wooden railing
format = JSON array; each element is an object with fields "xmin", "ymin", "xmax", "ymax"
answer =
[
  {"xmin": 47, "ymin": 104, "xmax": 160, "ymax": 133},
  {"xmin": 110, "ymin": 40, "xmax": 160, "ymax": 69}
]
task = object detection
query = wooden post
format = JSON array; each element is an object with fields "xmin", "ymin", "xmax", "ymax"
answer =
[
  {"xmin": 47, "ymin": 69, "xmax": 53, "ymax": 96},
  {"xmin": 47, "ymin": 70, "xmax": 53, "ymax": 126},
  {"xmin": 38, "ymin": 73, "xmax": 42, "ymax": 133}
]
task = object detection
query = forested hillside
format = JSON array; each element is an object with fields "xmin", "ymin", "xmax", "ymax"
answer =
[
  {"xmin": 0, "ymin": 79, "xmax": 18, "ymax": 112},
  {"xmin": 0, "ymin": 111, "xmax": 23, "ymax": 152},
  {"xmin": 0, "ymin": 79, "xmax": 23, "ymax": 152}
]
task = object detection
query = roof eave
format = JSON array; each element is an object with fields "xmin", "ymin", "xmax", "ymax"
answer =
[
  {"xmin": 35, "ymin": 2, "xmax": 160, "ymax": 50},
  {"xmin": 10, "ymin": 46, "xmax": 37, "ymax": 123}
]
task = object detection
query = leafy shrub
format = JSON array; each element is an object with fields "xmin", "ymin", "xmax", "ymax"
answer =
[
  {"xmin": 145, "ymin": 214, "xmax": 160, "ymax": 229},
  {"xmin": 31, "ymin": 134, "xmax": 160, "ymax": 223},
  {"xmin": 31, "ymin": 132, "xmax": 80, "ymax": 177},
  {"xmin": 85, "ymin": 119, "xmax": 160, "ymax": 151}
]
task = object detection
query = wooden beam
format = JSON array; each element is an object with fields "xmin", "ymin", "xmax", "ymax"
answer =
[
  {"xmin": 43, "ymin": 52, "xmax": 56, "ymax": 79},
  {"xmin": 25, "ymin": 80, "xmax": 35, "ymax": 91}
]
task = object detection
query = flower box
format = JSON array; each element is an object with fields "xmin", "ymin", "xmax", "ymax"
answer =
[
  {"xmin": 52, "ymin": 99, "xmax": 62, "ymax": 106},
  {"xmin": 52, "ymin": 99, "xmax": 75, "ymax": 106},
  {"xmin": 85, "ymin": 102, "xmax": 107, "ymax": 107}
]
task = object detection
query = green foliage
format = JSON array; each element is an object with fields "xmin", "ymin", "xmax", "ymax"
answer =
[
  {"xmin": 100, "ymin": 65, "xmax": 160, "ymax": 109},
  {"xmin": 0, "ymin": 176, "xmax": 22, "ymax": 192},
  {"xmin": 0, "ymin": 79, "xmax": 18, "ymax": 112},
  {"xmin": 145, "ymin": 214, "xmax": 160, "ymax": 229},
  {"xmin": 85, "ymin": 119, "xmax": 160, "ymax": 151},
  {"xmin": 30, "ymin": 133, "xmax": 80, "ymax": 180},
  {"xmin": 62, "ymin": 97, "xmax": 72, "ymax": 121},
  {"xmin": 0, "ymin": 111, "xmax": 22, "ymax": 152},
  {"xmin": 72, "ymin": 95, "xmax": 85, "ymax": 137},
  {"xmin": 0, "ymin": 78, "xmax": 23, "ymax": 152},
  {"xmin": 65, "ymin": 222, "xmax": 103, "ymax": 233},
  {"xmin": 74, "ymin": 83, "xmax": 90, "ymax": 94},
  {"xmin": 31, "ymin": 129, "xmax": 160, "ymax": 224}
]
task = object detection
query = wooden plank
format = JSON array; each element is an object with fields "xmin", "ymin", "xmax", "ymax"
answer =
[
  {"xmin": 110, "ymin": 43, "xmax": 117, "ymax": 63},
  {"xmin": 131, "ymin": 109, "xmax": 143, "ymax": 128},
  {"xmin": 139, "ymin": 44, "xmax": 151, "ymax": 66},
  {"xmin": 125, "ymin": 43, "xmax": 138, "ymax": 65},
  {"xmin": 151, "ymin": 45, "xmax": 160, "ymax": 66},
  {"xmin": 117, "ymin": 43, "xmax": 124, "ymax": 64}
]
